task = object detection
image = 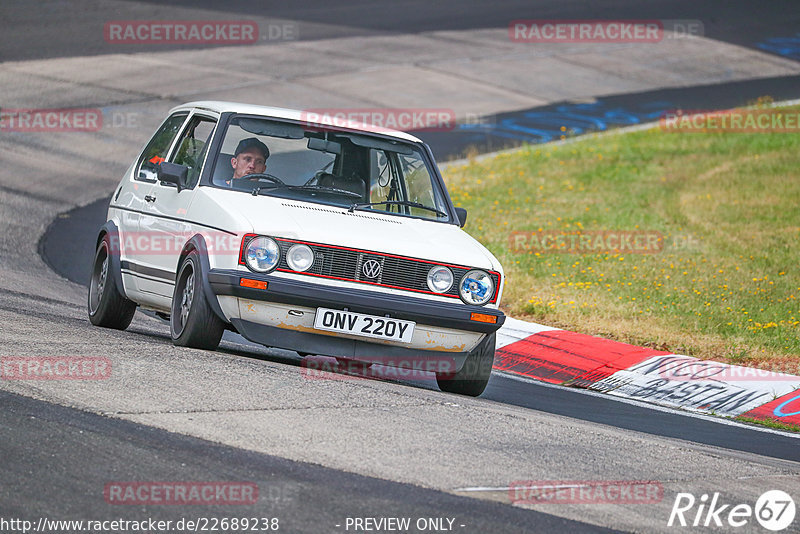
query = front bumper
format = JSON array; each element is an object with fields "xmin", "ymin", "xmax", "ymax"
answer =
[
  {"xmin": 207, "ymin": 269, "xmax": 505, "ymax": 362},
  {"xmin": 208, "ymin": 269, "xmax": 505, "ymax": 333}
]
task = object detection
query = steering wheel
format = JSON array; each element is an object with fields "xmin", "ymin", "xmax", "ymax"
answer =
[{"xmin": 240, "ymin": 173, "xmax": 285, "ymax": 185}]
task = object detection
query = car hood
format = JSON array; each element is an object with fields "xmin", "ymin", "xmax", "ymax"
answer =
[{"xmin": 197, "ymin": 189, "xmax": 499, "ymax": 270}]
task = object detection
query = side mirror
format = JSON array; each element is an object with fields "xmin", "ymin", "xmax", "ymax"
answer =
[
  {"xmin": 157, "ymin": 162, "xmax": 189, "ymax": 192},
  {"xmin": 454, "ymin": 207, "xmax": 467, "ymax": 228}
]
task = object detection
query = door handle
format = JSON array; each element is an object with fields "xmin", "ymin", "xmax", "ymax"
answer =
[{"xmin": 144, "ymin": 195, "xmax": 156, "ymax": 203}]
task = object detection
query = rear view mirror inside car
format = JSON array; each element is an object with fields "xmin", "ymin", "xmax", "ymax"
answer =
[
  {"xmin": 307, "ymin": 137, "xmax": 342, "ymax": 154},
  {"xmin": 344, "ymin": 134, "xmax": 414, "ymax": 155}
]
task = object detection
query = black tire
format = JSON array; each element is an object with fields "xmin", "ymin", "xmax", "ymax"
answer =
[
  {"xmin": 170, "ymin": 250, "xmax": 224, "ymax": 350},
  {"xmin": 436, "ymin": 332, "xmax": 495, "ymax": 397},
  {"xmin": 88, "ymin": 233, "xmax": 136, "ymax": 329}
]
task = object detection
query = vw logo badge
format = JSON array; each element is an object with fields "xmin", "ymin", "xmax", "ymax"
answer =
[{"xmin": 362, "ymin": 259, "xmax": 382, "ymax": 279}]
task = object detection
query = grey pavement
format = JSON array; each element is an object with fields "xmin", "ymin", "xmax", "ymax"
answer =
[{"xmin": 2, "ymin": 13, "xmax": 800, "ymax": 534}]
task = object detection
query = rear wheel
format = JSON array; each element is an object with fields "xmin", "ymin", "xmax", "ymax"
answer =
[
  {"xmin": 88, "ymin": 234, "xmax": 136, "ymax": 329},
  {"xmin": 171, "ymin": 250, "xmax": 224, "ymax": 350},
  {"xmin": 436, "ymin": 332, "xmax": 495, "ymax": 397}
]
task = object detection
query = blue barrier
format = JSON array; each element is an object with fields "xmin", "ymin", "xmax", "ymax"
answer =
[
  {"xmin": 458, "ymin": 100, "xmax": 673, "ymax": 143},
  {"xmin": 757, "ymin": 33, "xmax": 800, "ymax": 60}
]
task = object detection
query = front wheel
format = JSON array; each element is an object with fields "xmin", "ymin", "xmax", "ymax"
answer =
[
  {"xmin": 436, "ymin": 332, "xmax": 495, "ymax": 397},
  {"xmin": 170, "ymin": 251, "xmax": 224, "ymax": 350},
  {"xmin": 88, "ymin": 233, "xmax": 136, "ymax": 329}
]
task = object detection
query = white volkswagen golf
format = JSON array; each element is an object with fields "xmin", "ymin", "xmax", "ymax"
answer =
[{"xmin": 88, "ymin": 101, "xmax": 505, "ymax": 396}]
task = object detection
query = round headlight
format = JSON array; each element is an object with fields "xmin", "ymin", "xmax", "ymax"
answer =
[
  {"xmin": 459, "ymin": 270, "xmax": 494, "ymax": 305},
  {"xmin": 427, "ymin": 265, "xmax": 453, "ymax": 293},
  {"xmin": 245, "ymin": 236, "xmax": 280, "ymax": 273},
  {"xmin": 286, "ymin": 244, "xmax": 314, "ymax": 272}
]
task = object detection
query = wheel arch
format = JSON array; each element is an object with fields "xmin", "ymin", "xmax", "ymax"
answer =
[
  {"xmin": 178, "ymin": 234, "xmax": 228, "ymax": 323},
  {"xmin": 95, "ymin": 221, "xmax": 125, "ymax": 295}
]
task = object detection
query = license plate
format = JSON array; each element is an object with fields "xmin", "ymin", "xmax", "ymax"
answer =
[{"xmin": 313, "ymin": 308, "xmax": 415, "ymax": 344}]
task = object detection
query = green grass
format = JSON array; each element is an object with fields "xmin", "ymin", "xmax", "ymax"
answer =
[
  {"xmin": 444, "ymin": 105, "xmax": 800, "ymax": 365},
  {"xmin": 735, "ymin": 416, "xmax": 800, "ymax": 433}
]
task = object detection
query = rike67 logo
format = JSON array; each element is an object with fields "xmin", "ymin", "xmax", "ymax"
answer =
[{"xmin": 668, "ymin": 490, "xmax": 795, "ymax": 531}]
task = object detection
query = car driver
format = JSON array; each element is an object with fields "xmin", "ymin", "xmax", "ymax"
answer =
[{"xmin": 227, "ymin": 137, "xmax": 270, "ymax": 185}]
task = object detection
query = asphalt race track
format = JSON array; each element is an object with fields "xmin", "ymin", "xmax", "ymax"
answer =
[
  {"xmin": 3, "ymin": 2, "xmax": 800, "ymax": 533},
  {"xmin": 2, "ymin": 390, "xmax": 608, "ymax": 533},
  {"xmin": 3, "ymin": 0, "xmax": 800, "ymax": 61},
  {"xmin": 40, "ymin": 197, "xmax": 800, "ymax": 464}
]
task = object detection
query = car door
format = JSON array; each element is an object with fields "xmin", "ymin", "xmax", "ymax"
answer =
[
  {"xmin": 137, "ymin": 112, "xmax": 219, "ymax": 302},
  {"xmin": 119, "ymin": 111, "xmax": 189, "ymax": 301}
]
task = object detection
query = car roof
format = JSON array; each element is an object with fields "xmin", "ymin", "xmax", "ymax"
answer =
[{"xmin": 171, "ymin": 101, "xmax": 425, "ymax": 144}]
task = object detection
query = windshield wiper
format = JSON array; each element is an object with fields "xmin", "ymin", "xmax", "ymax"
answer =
[
  {"xmin": 348, "ymin": 200, "xmax": 448, "ymax": 218},
  {"xmin": 287, "ymin": 185, "xmax": 362, "ymax": 199},
  {"xmin": 251, "ymin": 183, "xmax": 286, "ymax": 196},
  {"xmin": 253, "ymin": 184, "xmax": 363, "ymax": 199}
]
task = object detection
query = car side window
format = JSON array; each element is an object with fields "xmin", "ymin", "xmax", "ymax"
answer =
[
  {"xmin": 135, "ymin": 112, "xmax": 189, "ymax": 182},
  {"xmin": 170, "ymin": 116, "xmax": 217, "ymax": 189}
]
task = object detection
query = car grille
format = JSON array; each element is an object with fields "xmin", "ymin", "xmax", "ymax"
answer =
[{"xmin": 273, "ymin": 238, "xmax": 499, "ymax": 302}]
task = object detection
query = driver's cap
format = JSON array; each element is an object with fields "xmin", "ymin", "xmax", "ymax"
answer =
[{"xmin": 234, "ymin": 137, "xmax": 270, "ymax": 160}]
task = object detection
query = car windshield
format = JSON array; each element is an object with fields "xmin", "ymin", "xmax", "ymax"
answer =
[{"xmin": 209, "ymin": 115, "xmax": 450, "ymax": 222}]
